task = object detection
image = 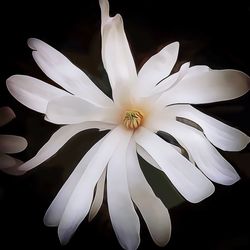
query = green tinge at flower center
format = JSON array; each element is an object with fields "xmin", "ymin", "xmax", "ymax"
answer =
[{"xmin": 123, "ymin": 110, "xmax": 144, "ymax": 130}]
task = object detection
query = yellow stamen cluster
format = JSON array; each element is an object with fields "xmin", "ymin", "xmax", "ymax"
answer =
[{"xmin": 123, "ymin": 110, "xmax": 144, "ymax": 130}]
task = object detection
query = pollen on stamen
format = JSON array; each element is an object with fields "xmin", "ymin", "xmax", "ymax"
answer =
[{"xmin": 123, "ymin": 110, "xmax": 144, "ymax": 130}]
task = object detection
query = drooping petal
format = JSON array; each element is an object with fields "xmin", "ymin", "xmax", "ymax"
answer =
[
  {"xmin": 165, "ymin": 105, "xmax": 250, "ymax": 151},
  {"xmin": 156, "ymin": 70, "xmax": 250, "ymax": 107},
  {"xmin": 28, "ymin": 38, "xmax": 113, "ymax": 107},
  {"xmin": 0, "ymin": 153, "xmax": 25, "ymax": 175},
  {"xmin": 0, "ymin": 107, "xmax": 15, "ymax": 127},
  {"xmin": 6, "ymin": 75, "xmax": 69, "ymax": 113},
  {"xmin": 134, "ymin": 127, "xmax": 215, "ymax": 203},
  {"xmin": 44, "ymin": 138, "xmax": 104, "ymax": 227},
  {"xmin": 18, "ymin": 122, "xmax": 114, "ymax": 172},
  {"xmin": 138, "ymin": 42, "xmax": 179, "ymax": 93},
  {"xmin": 100, "ymin": 0, "xmax": 137, "ymax": 104},
  {"xmin": 88, "ymin": 168, "xmax": 106, "ymax": 222},
  {"xmin": 127, "ymin": 139, "xmax": 171, "ymax": 246},
  {"xmin": 0, "ymin": 135, "xmax": 27, "ymax": 154},
  {"xmin": 46, "ymin": 96, "xmax": 118, "ymax": 125},
  {"xmin": 158, "ymin": 120, "xmax": 240, "ymax": 185},
  {"xmin": 107, "ymin": 130, "xmax": 140, "ymax": 250},
  {"xmin": 58, "ymin": 126, "xmax": 130, "ymax": 245}
]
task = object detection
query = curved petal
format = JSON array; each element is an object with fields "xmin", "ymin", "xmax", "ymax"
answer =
[
  {"xmin": 138, "ymin": 42, "xmax": 179, "ymax": 93},
  {"xmin": 88, "ymin": 168, "xmax": 106, "ymax": 222},
  {"xmin": 107, "ymin": 130, "xmax": 140, "ymax": 250},
  {"xmin": 156, "ymin": 70, "xmax": 250, "ymax": 107},
  {"xmin": 127, "ymin": 139, "xmax": 171, "ymax": 246},
  {"xmin": 58, "ymin": 126, "xmax": 130, "ymax": 245},
  {"xmin": 46, "ymin": 96, "xmax": 118, "ymax": 125},
  {"xmin": 0, "ymin": 135, "xmax": 27, "ymax": 154},
  {"xmin": 166, "ymin": 105, "xmax": 250, "ymax": 151},
  {"xmin": 100, "ymin": 0, "xmax": 137, "ymax": 104},
  {"xmin": 44, "ymin": 137, "xmax": 104, "ymax": 227},
  {"xmin": 0, "ymin": 107, "xmax": 15, "ymax": 127},
  {"xmin": 0, "ymin": 154, "xmax": 25, "ymax": 175},
  {"xmin": 28, "ymin": 38, "xmax": 113, "ymax": 107},
  {"xmin": 18, "ymin": 121, "xmax": 113, "ymax": 172},
  {"xmin": 134, "ymin": 127, "xmax": 215, "ymax": 203},
  {"xmin": 182, "ymin": 65, "xmax": 210, "ymax": 79},
  {"xmin": 6, "ymin": 75, "xmax": 69, "ymax": 113},
  {"xmin": 159, "ymin": 121, "xmax": 240, "ymax": 185}
]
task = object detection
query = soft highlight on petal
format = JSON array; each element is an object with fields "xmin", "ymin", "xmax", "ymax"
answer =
[
  {"xmin": 0, "ymin": 135, "xmax": 27, "ymax": 154},
  {"xmin": 28, "ymin": 38, "xmax": 113, "ymax": 107},
  {"xmin": 6, "ymin": 75, "xmax": 69, "ymax": 113},
  {"xmin": 156, "ymin": 69, "xmax": 250, "ymax": 107},
  {"xmin": 58, "ymin": 126, "xmax": 130, "ymax": 245},
  {"xmin": 135, "ymin": 127, "xmax": 215, "ymax": 203},
  {"xmin": 127, "ymin": 139, "xmax": 171, "ymax": 246},
  {"xmin": 107, "ymin": 130, "xmax": 140, "ymax": 250}
]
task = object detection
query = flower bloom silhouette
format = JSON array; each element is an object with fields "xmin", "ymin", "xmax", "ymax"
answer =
[
  {"xmin": 0, "ymin": 107, "xmax": 27, "ymax": 175},
  {"xmin": 6, "ymin": 0, "xmax": 250, "ymax": 249}
]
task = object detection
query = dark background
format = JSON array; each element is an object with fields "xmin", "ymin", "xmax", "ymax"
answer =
[{"xmin": 0, "ymin": 0, "xmax": 250, "ymax": 249}]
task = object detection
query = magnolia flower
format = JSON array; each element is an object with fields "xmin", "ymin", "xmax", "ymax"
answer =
[
  {"xmin": 6, "ymin": 0, "xmax": 250, "ymax": 249},
  {"xmin": 0, "ymin": 106, "xmax": 27, "ymax": 175}
]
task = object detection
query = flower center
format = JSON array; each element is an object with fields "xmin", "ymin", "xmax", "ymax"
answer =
[{"xmin": 123, "ymin": 110, "xmax": 144, "ymax": 130}]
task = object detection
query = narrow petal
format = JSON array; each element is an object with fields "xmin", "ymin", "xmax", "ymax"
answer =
[
  {"xmin": 44, "ymin": 138, "xmax": 104, "ymax": 226},
  {"xmin": 156, "ymin": 70, "xmax": 250, "ymax": 107},
  {"xmin": 134, "ymin": 127, "xmax": 215, "ymax": 203},
  {"xmin": 159, "ymin": 121, "xmax": 240, "ymax": 185},
  {"xmin": 46, "ymin": 96, "xmax": 118, "ymax": 125},
  {"xmin": 100, "ymin": 0, "xmax": 137, "ymax": 103},
  {"xmin": 127, "ymin": 139, "xmax": 171, "ymax": 246},
  {"xmin": 88, "ymin": 168, "xmax": 106, "ymax": 222},
  {"xmin": 18, "ymin": 122, "xmax": 113, "ymax": 172},
  {"xmin": 28, "ymin": 38, "xmax": 112, "ymax": 107},
  {"xmin": 58, "ymin": 126, "xmax": 130, "ymax": 245},
  {"xmin": 107, "ymin": 130, "xmax": 140, "ymax": 250},
  {"xmin": 138, "ymin": 42, "xmax": 179, "ymax": 93},
  {"xmin": 0, "ymin": 135, "xmax": 27, "ymax": 154},
  {"xmin": 0, "ymin": 153, "xmax": 25, "ymax": 175},
  {"xmin": 0, "ymin": 107, "xmax": 15, "ymax": 127},
  {"xmin": 6, "ymin": 75, "xmax": 69, "ymax": 113},
  {"xmin": 166, "ymin": 105, "xmax": 250, "ymax": 151}
]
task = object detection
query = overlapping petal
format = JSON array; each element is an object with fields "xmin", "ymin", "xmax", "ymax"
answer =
[
  {"xmin": 165, "ymin": 105, "xmax": 250, "ymax": 151},
  {"xmin": 58, "ymin": 126, "xmax": 130, "ymax": 245},
  {"xmin": 127, "ymin": 139, "xmax": 171, "ymax": 246},
  {"xmin": 156, "ymin": 70, "xmax": 250, "ymax": 107},
  {"xmin": 107, "ymin": 129, "xmax": 140, "ymax": 250},
  {"xmin": 28, "ymin": 38, "xmax": 113, "ymax": 107},
  {"xmin": 135, "ymin": 127, "xmax": 215, "ymax": 203}
]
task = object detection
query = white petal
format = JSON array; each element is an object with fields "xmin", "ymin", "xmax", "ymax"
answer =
[
  {"xmin": 88, "ymin": 168, "xmax": 106, "ymax": 222},
  {"xmin": 134, "ymin": 127, "xmax": 215, "ymax": 203},
  {"xmin": 0, "ymin": 135, "xmax": 27, "ymax": 154},
  {"xmin": 166, "ymin": 105, "xmax": 250, "ymax": 151},
  {"xmin": 127, "ymin": 139, "xmax": 171, "ymax": 246},
  {"xmin": 18, "ymin": 122, "xmax": 113, "ymax": 172},
  {"xmin": 0, "ymin": 107, "xmax": 15, "ymax": 127},
  {"xmin": 182, "ymin": 65, "xmax": 210, "ymax": 79},
  {"xmin": 28, "ymin": 38, "xmax": 112, "ymax": 107},
  {"xmin": 44, "ymin": 138, "xmax": 104, "ymax": 227},
  {"xmin": 0, "ymin": 153, "xmax": 25, "ymax": 175},
  {"xmin": 46, "ymin": 96, "xmax": 118, "ymax": 125},
  {"xmin": 107, "ymin": 130, "xmax": 140, "ymax": 250},
  {"xmin": 138, "ymin": 42, "xmax": 179, "ymax": 93},
  {"xmin": 160, "ymin": 121, "xmax": 240, "ymax": 185},
  {"xmin": 156, "ymin": 69, "xmax": 250, "ymax": 107},
  {"xmin": 6, "ymin": 75, "xmax": 69, "ymax": 113},
  {"xmin": 100, "ymin": 1, "xmax": 137, "ymax": 104},
  {"xmin": 150, "ymin": 62, "xmax": 190, "ymax": 96},
  {"xmin": 58, "ymin": 126, "xmax": 130, "ymax": 245}
]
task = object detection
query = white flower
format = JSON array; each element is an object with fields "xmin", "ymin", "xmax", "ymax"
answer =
[
  {"xmin": 0, "ymin": 107, "xmax": 28, "ymax": 175},
  {"xmin": 6, "ymin": 0, "xmax": 250, "ymax": 249}
]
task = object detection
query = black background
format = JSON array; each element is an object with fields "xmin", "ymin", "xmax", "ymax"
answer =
[{"xmin": 0, "ymin": 0, "xmax": 250, "ymax": 249}]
